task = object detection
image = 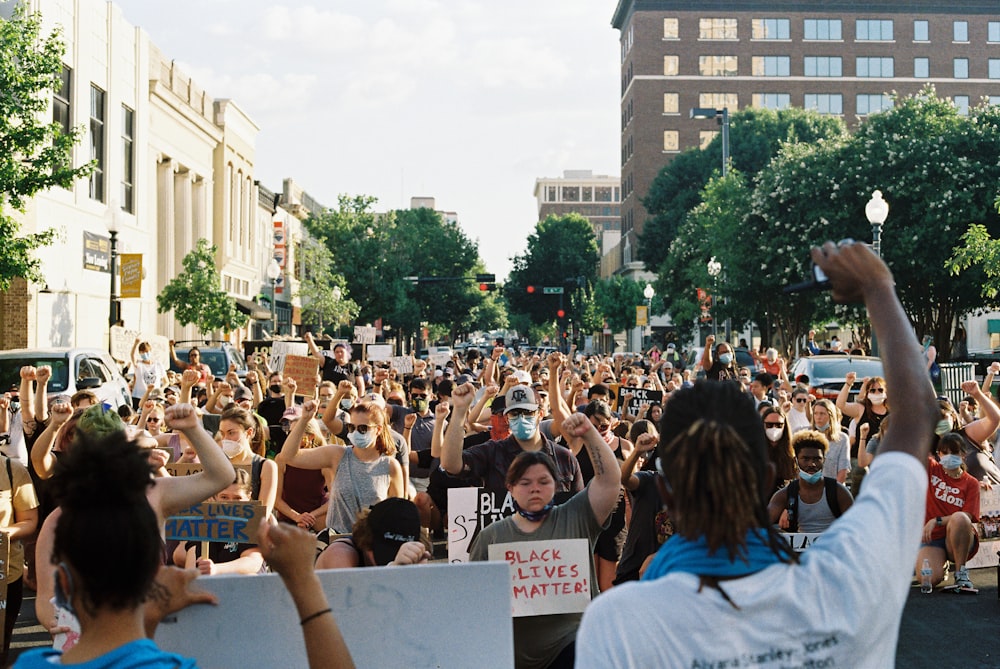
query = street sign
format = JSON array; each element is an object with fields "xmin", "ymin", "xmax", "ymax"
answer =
[{"xmin": 543, "ymin": 287, "xmax": 564, "ymax": 294}]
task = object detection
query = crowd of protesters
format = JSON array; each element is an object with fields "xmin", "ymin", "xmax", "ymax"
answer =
[{"xmin": 0, "ymin": 242, "xmax": 995, "ymax": 667}]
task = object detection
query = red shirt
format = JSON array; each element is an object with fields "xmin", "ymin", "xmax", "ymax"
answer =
[{"xmin": 925, "ymin": 456, "xmax": 980, "ymax": 541}]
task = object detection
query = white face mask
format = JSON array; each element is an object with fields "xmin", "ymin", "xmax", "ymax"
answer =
[
  {"xmin": 868, "ymin": 393, "xmax": 886, "ymax": 405},
  {"xmin": 218, "ymin": 395, "xmax": 233, "ymax": 407},
  {"xmin": 765, "ymin": 427, "xmax": 784, "ymax": 442},
  {"xmin": 221, "ymin": 439, "xmax": 244, "ymax": 458}
]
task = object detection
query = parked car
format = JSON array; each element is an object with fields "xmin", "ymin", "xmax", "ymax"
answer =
[
  {"xmin": 789, "ymin": 355, "xmax": 884, "ymax": 402},
  {"xmin": 0, "ymin": 347, "xmax": 132, "ymax": 409},
  {"xmin": 169, "ymin": 341, "xmax": 248, "ymax": 381}
]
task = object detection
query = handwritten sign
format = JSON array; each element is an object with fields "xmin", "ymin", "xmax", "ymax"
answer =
[
  {"xmin": 783, "ymin": 533, "xmax": 823, "ymax": 552},
  {"xmin": 283, "ymin": 354, "xmax": 320, "ymax": 395},
  {"xmin": 613, "ymin": 386, "xmax": 663, "ymax": 415},
  {"xmin": 165, "ymin": 502, "xmax": 266, "ymax": 543},
  {"xmin": 354, "ymin": 326, "xmax": 377, "ymax": 345},
  {"xmin": 488, "ymin": 539, "xmax": 591, "ymax": 617},
  {"xmin": 165, "ymin": 462, "xmax": 251, "ymax": 477},
  {"xmin": 109, "ymin": 327, "xmax": 169, "ymax": 366},
  {"xmin": 268, "ymin": 341, "xmax": 309, "ymax": 374},
  {"xmin": 967, "ymin": 486, "xmax": 1000, "ymax": 569},
  {"xmin": 390, "ymin": 356, "xmax": 414, "ymax": 374},
  {"xmin": 448, "ymin": 488, "xmax": 515, "ymax": 563},
  {"xmin": 367, "ymin": 344, "xmax": 393, "ymax": 361}
]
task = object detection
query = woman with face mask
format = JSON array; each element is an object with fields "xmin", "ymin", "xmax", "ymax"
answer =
[
  {"xmin": 217, "ymin": 406, "xmax": 278, "ymax": 517},
  {"xmin": 699, "ymin": 334, "xmax": 737, "ymax": 382},
  {"xmin": 836, "ymin": 373, "xmax": 889, "ymax": 496},
  {"xmin": 761, "ymin": 406, "xmax": 796, "ymax": 495},
  {"xmin": 936, "ymin": 380, "xmax": 1000, "ymax": 486},
  {"xmin": 810, "ymin": 400, "xmax": 850, "ymax": 484},
  {"xmin": 130, "ymin": 339, "xmax": 167, "ymax": 411},
  {"xmin": 278, "ymin": 399, "xmax": 404, "ymax": 535}
]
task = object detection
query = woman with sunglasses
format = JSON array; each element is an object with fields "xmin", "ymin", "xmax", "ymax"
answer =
[
  {"xmin": 811, "ymin": 399, "xmax": 850, "ymax": 484},
  {"xmin": 761, "ymin": 406, "xmax": 796, "ymax": 496},
  {"xmin": 837, "ymin": 373, "xmax": 889, "ymax": 495},
  {"xmin": 278, "ymin": 399, "xmax": 404, "ymax": 535},
  {"xmin": 786, "ymin": 387, "xmax": 812, "ymax": 433}
]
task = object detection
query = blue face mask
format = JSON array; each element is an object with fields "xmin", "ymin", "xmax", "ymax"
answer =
[
  {"xmin": 718, "ymin": 353, "xmax": 733, "ymax": 365},
  {"xmin": 349, "ymin": 430, "xmax": 375, "ymax": 449},
  {"xmin": 508, "ymin": 415, "xmax": 537, "ymax": 441},
  {"xmin": 939, "ymin": 453, "xmax": 963, "ymax": 470},
  {"xmin": 799, "ymin": 469, "xmax": 823, "ymax": 485}
]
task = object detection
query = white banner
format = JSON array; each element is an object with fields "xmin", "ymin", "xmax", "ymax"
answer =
[
  {"xmin": 447, "ymin": 488, "xmax": 515, "ymax": 563},
  {"xmin": 488, "ymin": 539, "xmax": 592, "ymax": 617}
]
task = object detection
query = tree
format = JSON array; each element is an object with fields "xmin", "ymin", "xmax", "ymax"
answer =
[
  {"xmin": 505, "ymin": 214, "xmax": 599, "ymax": 329},
  {"xmin": 293, "ymin": 237, "xmax": 358, "ymax": 334},
  {"xmin": 0, "ymin": 5, "xmax": 93, "ymax": 290},
  {"xmin": 594, "ymin": 276, "xmax": 648, "ymax": 334},
  {"xmin": 156, "ymin": 239, "xmax": 249, "ymax": 334}
]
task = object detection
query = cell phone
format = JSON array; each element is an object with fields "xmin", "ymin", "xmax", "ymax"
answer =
[{"xmin": 783, "ymin": 262, "xmax": 831, "ymax": 294}]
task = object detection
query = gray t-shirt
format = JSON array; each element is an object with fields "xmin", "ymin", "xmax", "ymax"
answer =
[{"xmin": 470, "ymin": 488, "xmax": 606, "ymax": 669}]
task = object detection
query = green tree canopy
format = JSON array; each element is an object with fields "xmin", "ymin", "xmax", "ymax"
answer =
[
  {"xmin": 156, "ymin": 239, "xmax": 249, "ymax": 334},
  {"xmin": 0, "ymin": 5, "xmax": 93, "ymax": 290},
  {"xmin": 293, "ymin": 237, "xmax": 358, "ymax": 333},
  {"xmin": 594, "ymin": 275, "xmax": 649, "ymax": 333}
]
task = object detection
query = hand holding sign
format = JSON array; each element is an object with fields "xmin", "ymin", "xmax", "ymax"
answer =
[{"xmin": 258, "ymin": 520, "xmax": 317, "ymax": 583}]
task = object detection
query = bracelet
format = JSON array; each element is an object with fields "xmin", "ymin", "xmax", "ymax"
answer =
[{"xmin": 300, "ymin": 608, "xmax": 331, "ymax": 626}]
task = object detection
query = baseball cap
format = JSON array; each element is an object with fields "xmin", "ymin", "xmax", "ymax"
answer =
[
  {"xmin": 360, "ymin": 392, "xmax": 386, "ymax": 408},
  {"xmin": 147, "ymin": 388, "xmax": 166, "ymax": 403},
  {"xmin": 281, "ymin": 406, "xmax": 303, "ymax": 423},
  {"xmin": 367, "ymin": 498, "xmax": 422, "ymax": 566},
  {"xmin": 503, "ymin": 385, "xmax": 538, "ymax": 415},
  {"xmin": 666, "ymin": 342, "xmax": 676, "ymax": 350},
  {"xmin": 233, "ymin": 386, "xmax": 253, "ymax": 401},
  {"xmin": 512, "ymin": 370, "xmax": 531, "ymax": 385},
  {"xmin": 455, "ymin": 373, "xmax": 473, "ymax": 386}
]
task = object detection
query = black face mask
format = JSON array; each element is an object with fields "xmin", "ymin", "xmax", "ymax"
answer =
[{"xmin": 269, "ymin": 384, "xmax": 282, "ymax": 395}]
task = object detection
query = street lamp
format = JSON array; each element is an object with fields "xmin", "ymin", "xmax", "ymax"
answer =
[
  {"xmin": 865, "ymin": 190, "xmax": 889, "ymax": 356},
  {"xmin": 105, "ymin": 202, "xmax": 121, "ymax": 337},
  {"xmin": 266, "ymin": 259, "xmax": 281, "ymax": 336},
  {"xmin": 690, "ymin": 107, "xmax": 730, "ymax": 176},
  {"xmin": 706, "ymin": 257, "xmax": 731, "ymax": 342},
  {"xmin": 643, "ymin": 283, "xmax": 655, "ymax": 348}
]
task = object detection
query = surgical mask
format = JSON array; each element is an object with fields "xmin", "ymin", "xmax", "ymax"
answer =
[
  {"xmin": 218, "ymin": 395, "xmax": 233, "ymax": 407},
  {"xmin": 269, "ymin": 384, "xmax": 282, "ymax": 395},
  {"xmin": 349, "ymin": 430, "xmax": 375, "ymax": 449},
  {"xmin": 939, "ymin": 454, "xmax": 963, "ymax": 470},
  {"xmin": 765, "ymin": 427, "xmax": 783, "ymax": 442},
  {"xmin": 799, "ymin": 469, "xmax": 823, "ymax": 485},
  {"xmin": 814, "ymin": 420, "xmax": 828, "ymax": 432},
  {"xmin": 412, "ymin": 398, "xmax": 429, "ymax": 413},
  {"xmin": 935, "ymin": 418, "xmax": 953, "ymax": 436},
  {"xmin": 867, "ymin": 393, "xmax": 885, "ymax": 405},
  {"xmin": 221, "ymin": 439, "xmax": 243, "ymax": 458},
  {"xmin": 508, "ymin": 415, "xmax": 537, "ymax": 441},
  {"xmin": 340, "ymin": 399, "xmax": 353, "ymax": 411},
  {"xmin": 139, "ymin": 352, "xmax": 150, "ymax": 362},
  {"xmin": 718, "ymin": 353, "xmax": 733, "ymax": 365}
]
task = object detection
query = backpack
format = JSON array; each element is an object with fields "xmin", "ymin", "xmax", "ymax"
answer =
[{"xmin": 785, "ymin": 477, "xmax": 842, "ymax": 532}]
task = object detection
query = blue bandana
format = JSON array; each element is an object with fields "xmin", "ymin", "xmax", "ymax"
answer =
[{"xmin": 641, "ymin": 528, "xmax": 782, "ymax": 581}]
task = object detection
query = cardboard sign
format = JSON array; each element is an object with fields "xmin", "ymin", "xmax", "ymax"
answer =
[
  {"xmin": 488, "ymin": 539, "xmax": 591, "ymax": 617},
  {"xmin": 967, "ymin": 487, "xmax": 1000, "ymax": 569},
  {"xmin": 367, "ymin": 344, "xmax": 393, "ymax": 361},
  {"xmin": 614, "ymin": 386, "xmax": 663, "ymax": 415},
  {"xmin": 282, "ymin": 354, "xmax": 320, "ymax": 395},
  {"xmin": 354, "ymin": 326, "xmax": 377, "ymax": 345},
  {"xmin": 448, "ymin": 488, "xmax": 516, "ymax": 563},
  {"xmin": 155, "ymin": 562, "xmax": 513, "ymax": 669},
  {"xmin": 109, "ymin": 327, "xmax": 169, "ymax": 366},
  {"xmin": 165, "ymin": 501, "xmax": 266, "ymax": 543},
  {"xmin": 164, "ymin": 463, "xmax": 251, "ymax": 477},
  {"xmin": 390, "ymin": 356, "xmax": 414, "ymax": 374},
  {"xmin": 268, "ymin": 341, "xmax": 309, "ymax": 374}
]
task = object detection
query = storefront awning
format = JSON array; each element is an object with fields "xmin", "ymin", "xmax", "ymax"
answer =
[
  {"xmin": 235, "ymin": 297, "xmax": 271, "ymax": 321},
  {"xmin": 989, "ymin": 319, "xmax": 1000, "ymax": 335}
]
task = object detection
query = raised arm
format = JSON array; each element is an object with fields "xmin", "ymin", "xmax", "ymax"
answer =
[
  {"xmin": 959, "ymin": 379, "xmax": 1000, "ymax": 445},
  {"xmin": 320, "ymin": 381, "xmax": 354, "ymax": 437},
  {"xmin": 700, "ymin": 334, "xmax": 716, "ymax": 371},
  {"xmin": 812, "ymin": 241, "xmax": 937, "ymax": 458},
  {"xmin": 280, "ymin": 401, "xmax": 342, "ymax": 471},
  {"xmin": 441, "ymin": 383, "xmax": 475, "ymax": 475},
  {"xmin": 31, "ymin": 399, "xmax": 72, "ymax": 480},
  {"xmin": 835, "ymin": 371, "xmax": 863, "ymax": 419},
  {"xmin": 430, "ymin": 400, "xmax": 449, "ymax": 459},
  {"xmin": 981, "ymin": 362, "xmax": 999, "ymax": 404},
  {"xmin": 29, "ymin": 365, "xmax": 46, "ymax": 425},
  {"xmin": 548, "ymin": 353, "xmax": 571, "ymax": 439},
  {"xmin": 561, "ymin": 413, "xmax": 620, "ymax": 523},
  {"xmin": 621, "ymin": 431, "xmax": 656, "ymax": 491}
]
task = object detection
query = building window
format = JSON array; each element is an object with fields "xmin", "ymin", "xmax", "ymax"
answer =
[
  {"xmin": 954, "ymin": 21, "xmax": 968, "ymax": 42},
  {"xmin": 856, "ymin": 19, "xmax": 893, "ymax": 41},
  {"xmin": 88, "ymin": 84, "xmax": 105, "ymax": 202},
  {"xmin": 664, "ymin": 56, "xmax": 679, "ymax": 76},
  {"xmin": 804, "ymin": 56, "xmax": 842, "ymax": 77},
  {"xmin": 857, "ymin": 57, "xmax": 894, "ymax": 78},
  {"xmin": 857, "ymin": 94, "xmax": 892, "ymax": 115},
  {"xmin": 990, "ymin": 96, "xmax": 1000, "ymax": 106},
  {"xmin": 804, "ymin": 93, "xmax": 843, "ymax": 115},
  {"xmin": 914, "ymin": 20, "xmax": 929, "ymax": 42},
  {"xmin": 595, "ymin": 187, "xmax": 613, "ymax": 202},
  {"xmin": 562, "ymin": 186, "xmax": 580, "ymax": 202},
  {"xmin": 752, "ymin": 93, "xmax": 790, "ymax": 110},
  {"xmin": 547, "ymin": 186, "xmax": 557, "ymax": 202},
  {"xmin": 663, "ymin": 131, "xmax": 679, "ymax": 152},
  {"xmin": 804, "ymin": 19, "xmax": 841, "ymax": 41},
  {"xmin": 752, "ymin": 18, "xmax": 789, "ymax": 40},
  {"xmin": 699, "ymin": 18, "xmax": 737, "ymax": 40},
  {"xmin": 699, "ymin": 130, "xmax": 717, "ymax": 149},
  {"xmin": 752, "ymin": 56, "xmax": 790, "ymax": 76},
  {"xmin": 663, "ymin": 18, "xmax": 678, "ymax": 40},
  {"xmin": 663, "ymin": 93, "xmax": 679, "ymax": 114},
  {"xmin": 53, "ymin": 65, "xmax": 71, "ymax": 135},
  {"xmin": 954, "ymin": 58, "xmax": 969, "ymax": 79},
  {"xmin": 990, "ymin": 22, "xmax": 1000, "ymax": 43},
  {"xmin": 953, "ymin": 95, "xmax": 970, "ymax": 115},
  {"xmin": 990, "ymin": 59, "xmax": 1000, "ymax": 79},
  {"xmin": 699, "ymin": 55, "xmax": 738, "ymax": 76},
  {"xmin": 699, "ymin": 93, "xmax": 738, "ymax": 109},
  {"xmin": 582, "ymin": 187, "xmax": 593, "ymax": 202},
  {"xmin": 121, "ymin": 105, "xmax": 134, "ymax": 213}
]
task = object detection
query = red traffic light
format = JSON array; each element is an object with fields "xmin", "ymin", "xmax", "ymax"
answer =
[
  {"xmin": 526, "ymin": 285, "xmax": 536, "ymax": 294},
  {"xmin": 479, "ymin": 283, "xmax": 488, "ymax": 291},
  {"xmin": 556, "ymin": 309, "xmax": 565, "ymax": 318}
]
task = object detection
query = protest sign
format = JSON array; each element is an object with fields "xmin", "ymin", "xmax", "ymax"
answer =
[
  {"xmin": 390, "ymin": 356, "xmax": 414, "ymax": 374},
  {"xmin": 164, "ymin": 463, "xmax": 251, "ymax": 477},
  {"xmin": 367, "ymin": 344, "xmax": 393, "ymax": 361},
  {"xmin": 109, "ymin": 326, "xmax": 169, "ymax": 366},
  {"xmin": 967, "ymin": 486, "xmax": 1000, "ymax": 569},
  {"xmin": 614, "ymin": 386, "xmax": 663, "ymax": 415},
  {"xmin": 282, "ymin": 354, "xmax": 319, "ymax": 395},
  {"xmin": 267, "ymin": 341, "xmax": 309, "ymax": 373},
  {"xmin": 448, "ymin": 488, "xmax": 516, "ymax": 563},
  {"xmin": 155, "ymin": 562, "xmax": 513, "ymax": 669},
  {"xmin": 783, "ymin": 533, "xmax": 823, "ymax": 552},
  {"xmin": 488, "ymin": 538, "xmax": 592, "ymax": 617},
  {"xmin": 165, "ymin": 501, "xmax": 266, "ymax": 544},
  {"xmin": 354, "ymin": 326, "xmax": 377, "ymax": 345}
]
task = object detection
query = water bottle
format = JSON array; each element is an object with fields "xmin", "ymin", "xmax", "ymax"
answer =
[{"xmin": 920, "ymin": 558, "xmax": 933, "ymax": 593}]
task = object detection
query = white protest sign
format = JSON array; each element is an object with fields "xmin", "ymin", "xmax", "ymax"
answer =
[
  {"xmin": 448, "ymin": 487, "xmax": 515, "ymax": 563},
  {"xmin": 109, "ymin": 326, "xmax": 169, "ymax": 367},
  {"xmin": 967, "ymin": 486, "xmax": 1000, "ymax": 569},
  {"xmin": 429, "ymin": 351, "xmax": 451, "ymax": 368},
  {"xmin": 354, "ymin": 326, "xmax": 377, "ymax": 345},
  {"xmin": 783, "ymin": 533, "xmax": 823, "ymax": 552},
  {"xmin": 488, "ymin": 538, "xmax": 592, "ymax": 617},
  {"xmin": 155, "ymin": 562, "xmax": 514, "ymax": 669},
  {"xmin": 367, "ymin": 344, "xmax": 393, "ymax": 361},
  {"xmin": 390, "ymin": 356, "xmax": 413, "ymax": 374},
  {"xmin": 268, "ymin": 341, "xmax": 309, "ymax": 373}
]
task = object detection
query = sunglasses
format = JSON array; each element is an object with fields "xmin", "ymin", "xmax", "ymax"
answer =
[
  {"xmin": 868, "ymin": 387, "xmax": 884, "ymax": 393},
  {"xmin": 146, "ymin": 416, "xmax": 161, "ymax": 423},
  {"xmin": 764, "ymin": 421, "xmax": 784, "ymax": 428},
  {"xmin": 794, "ymin": 398, "xmax": 809, "ymax": 404},
  {"xmin": 354, "ymin": 424, "xmax": 379, "ymax": 435},
  {"xmin": 507, "ymin": 408, "xmax": 536, "ymax": 419}
]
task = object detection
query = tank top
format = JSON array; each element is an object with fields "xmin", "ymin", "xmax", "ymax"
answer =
[
  {"xmin": 854, "ymin": 408, "xmax": 887, "ymax": 458},
  {"xmin": 277, "ymin": 464, "xmax": 329, "ymax": 523},
  {"xmin": 796, "ymin": 485, "xmax": 838, "ymax": 533},
  {"xmin": 576, "ymin": 436, "xmax": 624, "ymax": 484},
  {"xmin": 326, "ymin": 449, "xmax": 392, "ymax": 533}
]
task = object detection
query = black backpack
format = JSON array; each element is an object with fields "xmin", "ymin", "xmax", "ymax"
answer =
[{"xmin": 785, "ymin": 477, "xmax": 842, "ymax": 532}]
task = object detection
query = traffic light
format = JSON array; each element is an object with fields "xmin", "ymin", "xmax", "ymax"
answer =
[
  {"xmin": 526, "ymin": 285, "xmax": 536, "ymax": 294},
  {"xmin": 556, "ymin": 309, "xmax": 565, "ymax": 319},
  {"xmin": 479, "ymin": 282, "xmax": 497, "ymax": 291}
]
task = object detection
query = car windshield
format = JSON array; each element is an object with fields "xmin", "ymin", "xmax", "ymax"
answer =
[
  {"xmin": 806, "ymin": 358, "xmax": 884, "ymax": 381},
  {"xmin": 0, "ymin": 356, "xmax": 71, "ymax": 392}
]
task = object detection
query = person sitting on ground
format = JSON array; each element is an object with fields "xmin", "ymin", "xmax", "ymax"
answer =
[
  {"xmin": 315, "ymin": 497, "xmax": 431, "ymax": 569},
  {"xmin": 768, "ymin": 430, "xmax": 854, "ymax": 533},
  {"xmin": 576, "ymin": 240, "xmax": 938, "ymax": 667}
]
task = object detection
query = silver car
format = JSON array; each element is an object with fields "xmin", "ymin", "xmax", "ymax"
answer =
[{"xmin": 0, "ymin": 347, "xmax": 132, "ymax": 409}]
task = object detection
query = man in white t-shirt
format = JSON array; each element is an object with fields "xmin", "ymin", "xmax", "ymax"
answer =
[
  {"xmin": 130, "ymin": 338, "xmax": 167, "ymax": 409},
  {"xmin": 577, "ymin": 241, "xmax": 938, "ymax": 669}
]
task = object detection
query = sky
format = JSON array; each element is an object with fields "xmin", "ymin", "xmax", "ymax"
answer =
[{"xmin": 112, "ymin": 0, "xmax": 623, "ymax": 280}]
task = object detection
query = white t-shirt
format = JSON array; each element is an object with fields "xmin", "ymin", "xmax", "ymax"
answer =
[
  {"xmin": 132, "ymin": 360, "xmax": 167, "ymax": 398},
  {"xmin": 576, "ymin": 451, "xmax": 925, "ymax": 669},
  {"xmin": 788, "ymin": 407, "xmax": 811, "ymax": 433}
]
